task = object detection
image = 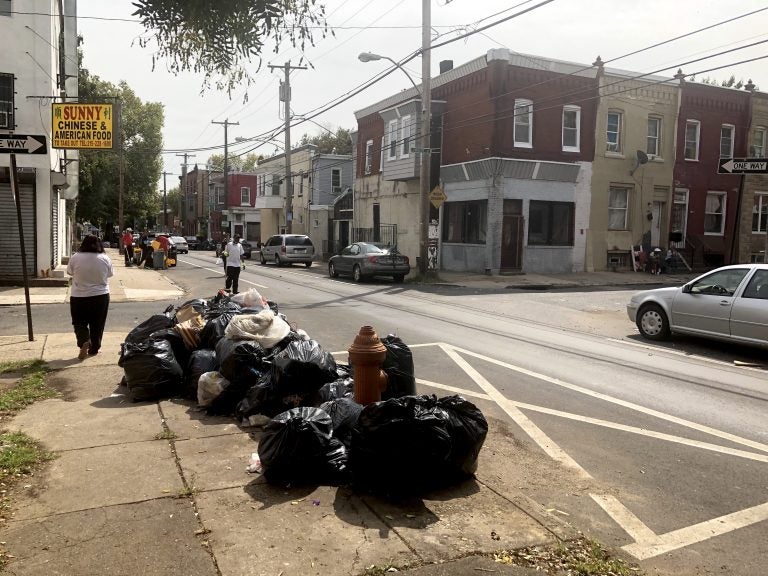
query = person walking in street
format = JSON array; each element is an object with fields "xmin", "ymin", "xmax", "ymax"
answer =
[
  {"xmin": 224, "ymin": 233, "xmax": 245, "ymax": 294},
  {"xmin": 66, "ymin": 235, "xmax": 114, "ymax": 360},
  {"xmin": 121, "ymin": 228, "xmax": 133, "ymax": 267},
  {"xmin": 219, "ymin": 233, "xmax": 229, "ymax": 273}
]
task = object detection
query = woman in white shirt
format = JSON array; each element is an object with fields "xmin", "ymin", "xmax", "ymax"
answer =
[{"xmin": 67, "ymin": 235, "xmax": 114, "ymax": 359}]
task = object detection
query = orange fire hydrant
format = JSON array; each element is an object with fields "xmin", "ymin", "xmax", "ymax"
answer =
[{"xmin": 348, "ymin": 326, "xmax": 388, "ymax": 405}]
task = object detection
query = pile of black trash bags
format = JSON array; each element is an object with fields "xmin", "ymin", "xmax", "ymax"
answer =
[{"xmin": 118, "ymin": 288, "xmax": 488, "ymax": 496}]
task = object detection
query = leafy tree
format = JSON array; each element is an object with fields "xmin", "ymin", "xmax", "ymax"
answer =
[
  {"xmin": 78, "ymin": 48, "xmax": 164, "ymax": 230},
  {"xmin": 206, "ymin": 152, "xmax": 261, "ymax": 172},
  {"xmin": 164, "ymin": 185, "xmax": 180, "ymax": 228},
  {"xmin": 132, "ymin": 0, "xmax": 330, "ymax": 95},
  {"xmin": 299, "ymin": 127, "xmax": 352, "ymax": 154},
  {"xmin": 697, "ymin": 75, "xmax": 756, "ymax": 90}
]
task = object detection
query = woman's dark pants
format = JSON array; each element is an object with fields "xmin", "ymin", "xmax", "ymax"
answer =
[{"xmin": 70, "ymin": 294, "xmax": 110, "ymax": 354}]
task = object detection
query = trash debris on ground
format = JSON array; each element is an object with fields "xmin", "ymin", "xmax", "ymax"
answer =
[{"xmin": 117, "ymin": 288, "xmax": 487, "ymax": 496}]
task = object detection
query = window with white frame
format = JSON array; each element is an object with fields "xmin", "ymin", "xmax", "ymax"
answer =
[
  {"xmin": 752, "ymin": 127, "xmax": 766, "ymax": 157},
  {"xmin": 720, "ymin": 124, "xmax": 735, "ymax": 158},
  {"xmin": 332, "ymin": 168, "xmax": 342, "ymax": 194},
  {"xmin": 513, "ymin": 99, "xmax": 533, "ymax": 147},
  {"xmin": 400, "ymin": 115, "xmax": 412, "ymax": 157},
  {"xmin": 608, "ymin": 186, "xmax": 630, "ymax": 230},
  {"xmin": 0, "ymin": 73, "xmax": 13, "ymax": 129},
  {"xmin": 704, "ymin": 191, "xmax": 726, "ymax": 235},
  {"xmin": 364, "ymin": 139, "xmax": 373, "ymax": 174},
  {"xmin": 562, "ymin": 105, "xmax": 580, "ymax": 152},
  {"xmin": 0, "ymin": 1, "xmax": 10, "ymax": 17},
  {"xmin": 753, "ymin": 192, "xmax": 768, "ymax": 233},
  {"xmin": 606, "ymin": 111, "xmax": 622, "ymax": 153},
  {"xmin": 387, "ymin": 119, "xmax": 398, "ymax": 160},
  {"xmin": 216, "ymin": 185, "xmax": 224, "ymax": 204},
  {"xmin": 240, "ymin": 186, "xmax": 250, "ymax": 205},
  {"xmin": 647, "ymin": 116, "xmax": 661, "ymax": 157},
  {"xmin": 684, "ymin": 120, "xmax": 700, "ymax": 160}
]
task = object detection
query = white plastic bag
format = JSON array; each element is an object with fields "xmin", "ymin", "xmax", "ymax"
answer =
[
  {"xmin": 215, "ymin": 257, "xmax": 223, "ymax": 266},
  {"xmin": 230, "ymin": 287, "xmax": 265, "ymax": 308},
  {"xmin": 197, "ymin": 371, "xmax": 228, "ymax": 407}
]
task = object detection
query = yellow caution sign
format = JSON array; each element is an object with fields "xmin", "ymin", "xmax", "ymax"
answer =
[
  {"xmin": 429, "ymin": 185, "xmax": 447, "ymax": 209},
  {"xmin": 52, "ymin": 103, "xmax": 114, "ymax": 149}
]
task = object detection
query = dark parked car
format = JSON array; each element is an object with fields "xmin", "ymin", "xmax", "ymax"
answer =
[
  {"xmin": 328, "ymin": 242, "xmax": 410, "ymax": 282},
  {"xmin": 185, "ymin": 236, "xmax": 200, "ymax": 250},
  {"xmin": 240, "ymin": 240, "xmax": 253, "ymax": 259},
  {"xmin": 260, "ymin": 234, "xmax": 314, "ymax": 267}
]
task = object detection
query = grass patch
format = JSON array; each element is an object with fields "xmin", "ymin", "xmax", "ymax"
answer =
[
  {"xmin": 0, "ymin": 431, "xmax": 54, "ymax": 483},
  {"xmin": 0, "ymin": 359, "xmax": 56, "ymax": 414},
  {"xmin": 154, "ymin": 429, "xmax": 178, "ymax": 441}
]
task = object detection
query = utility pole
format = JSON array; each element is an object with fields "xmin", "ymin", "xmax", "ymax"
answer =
[
  {"xmin": 269, "ymin": 61, "xmax": 306, "ymax": 233},
  {"xmin": 211, "ymin": 119, "xmax": 238, "ymax": 238},
  {"xmin": 419, "ymin": 0, "xmax": 432, "ymax": 275},
  {"xmin": 175, "ymin": 152, "xmax": 195, "ymax": 234},
  {"xmin": 117, "ymin": 100, "xmax": 124, "ymax": 241},
  {"xmin": 162, "ymin": 171, "xmax": 173, "ymax": 231}
]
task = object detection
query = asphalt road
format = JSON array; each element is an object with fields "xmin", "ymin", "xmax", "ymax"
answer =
[{"xmin": 2, "ymin": 252, "xmax": 766, "ymax": 575}]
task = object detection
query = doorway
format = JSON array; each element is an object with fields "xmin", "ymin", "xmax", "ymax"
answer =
[
  {"xmin": 651, "ymin": 201, "xmax": 664, "ymax": 247},
  {"xmin": 501, "ymin": 199, "xmax": 523, "ymax": 270}
]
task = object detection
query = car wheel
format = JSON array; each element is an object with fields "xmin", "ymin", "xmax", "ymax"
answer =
[
  {"xmin": 637, "ymin": 303, "xmax": 670, "ymax": 341},
  {"xmin": 305, "ymin": 262, "xmax": 312, "ymax": 268},
  {"xmin": 260, "ymin": 252, "xmax": 267, "ymax": 265},
  {"xmin": 275, "ymin": 255, "xmax": 282, "ymax": 267},
  {"xmin": 393, "ymin": 274, "xmax": 404, "ymax": 283},
  {"xmin": 353, "ymin": 265, "xmax": 363, "ymax": 283},
  {"xmin": 329, "ymin": 262, "xmax": 338, "ymax": 278}
]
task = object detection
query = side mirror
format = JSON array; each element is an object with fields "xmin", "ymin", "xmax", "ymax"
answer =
[{"xmin": 682, "ymin": 284, "xmax": 692, "ymax": 294}]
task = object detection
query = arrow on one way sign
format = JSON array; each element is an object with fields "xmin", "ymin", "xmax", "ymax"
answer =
[
  {"xmin": 0, "ymin": 135, "xmax": 48, "ymax": 155},
  {"xmin": 718, "ymin": 157, "xmax": 768, "ymax": 174}
]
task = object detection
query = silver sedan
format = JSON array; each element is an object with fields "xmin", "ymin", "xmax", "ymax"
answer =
[
  {"xmin": 329, "ymin": 242, "xmax": 410, "ymax": 283},
  {"xmin": 627, "ymin": 264, "xmax": 768, "ymax": 348}
]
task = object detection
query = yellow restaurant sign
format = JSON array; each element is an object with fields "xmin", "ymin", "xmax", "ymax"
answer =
[{"xmin": 52, "ymin": 103, "xmax": 114, "ymax": 149}]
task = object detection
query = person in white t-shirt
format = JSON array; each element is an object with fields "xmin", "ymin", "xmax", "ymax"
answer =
[
  {"xmin": 224, "ymin": 233, "xmax": 245, "ymax": 294},
  {"xmin": 67, "ymin": 235, "xmax": 114, "ymax": 360}
]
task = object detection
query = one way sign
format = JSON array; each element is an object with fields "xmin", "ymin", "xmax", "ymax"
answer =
[
  {"xmin": 0, "ymin": 135, "xmax": 47, "ymax": 155},
  {"xmin": 718, "ymin": 157, "xmax": 768, "ymax": 174}
]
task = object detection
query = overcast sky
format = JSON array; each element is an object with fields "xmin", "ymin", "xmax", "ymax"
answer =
[{"xmin": 77, "ymin": 0, "xmax": 768, "ymax": 183}]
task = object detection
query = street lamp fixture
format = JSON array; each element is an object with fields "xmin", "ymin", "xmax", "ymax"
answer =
[{"xmin": 358, "ymin": 51, "xmax": 431, "ymax": 276}]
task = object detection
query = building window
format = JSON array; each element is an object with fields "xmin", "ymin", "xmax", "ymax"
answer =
[
  {"xmin": 0, "ymin": 73, "xmax": 13, "ymax": 129},
  {"xmin": 387, "ymin": 119, "xmax": 398, "ymax": 160},
  {"xmin": 216, "ymin": 186, "xmax": 224, "ymax": 205},
  {"xmin": 720, "ymin": 124, "xmax": 735, "ymax": 158},
  {"xmin": 647, "ymin": 116, "xmax": 661, "ymax": 157},
  {"xmin": 513, "ymin": 99, "xmax": 533, "ymax": 148},
  {"xmin": 606, "ymin": 111, "xmax": 622, "ymax": 153},
  {"xmin": 528, "ymin": 201, "xmax": 574, "ymax": 246},
  {"xmin": 364, "ymin": 139, "xmax": 373, "ymax": 174},
  {"xmin": 704, "ymin": 192, "xmax": 726, "ymax": 235},
  {"xmin": 608, "ymin": 186, "xmax": 630, "ymax": 230},
  {"xmin": 240, "ymin": 186, "xmax": 250, "ymax": 205},
  {"xmin": 332, "ymin": 168, "xmax": 341, "ymax": 195},
  {"xmin": 298, "ymin": 171, "xmax": 304, "ymax": 197},
  {"xmin": 271, "ymin": 174, "xmax": 280, "ymax": 196},
  {"xmin": 380, "ymin": 136, "xmax": 384, "ymax": 171},
  {"xmin": 753, "ymin": 192, "xmax": 768, "ymax": 233},
  {"xmin": 752, "ymin": 127, "xmax": 766, "ymax": 157},
  {"xmin": 671, "ymin": 188, "xmax": 688, "ymax": 247},
  {"xmin": 562, "ymin": 105, "xmax": 580, "ymax": 152},
  {"xmin": 442, "ymin": 200, "xmax": 487, "ymax": 244},
  {"xmin": 0, "ymin": 1, "xmax": 10, "ymax": 17},
  {"xmin": 400, "ymin": 115, "xmax": 411, "ymax": 158},
  {"xmin": 684, "ymin": 120, "xmax": 700, "ymax": 161}
]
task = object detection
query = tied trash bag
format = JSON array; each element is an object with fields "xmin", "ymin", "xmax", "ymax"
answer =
[
  {"xmin": 348, "ymin": 395, "xmax": 453, "ymax": 496},
  {"xmin": 313, "ymin": 377, "xmax": 354, "ymax": 404},
  {"xmin": 215, "ymin": 338, "xmax": 268, "ymax": 382},
  {"xmin": 438, "ymin": 395, "xmax": 488, "ymax": 478},
  {"xmin": 119, "ymin": 314, "xmax": 174, "ymax": 366},
  {"xmin": 319, "ymin": 397, "xmax": 362, "ymax": 448},
  {"xmin": 198, "ymin": 371, "xmax": 228, "ymax": 407},
  {"xmin": 121, "ymin": 339, "xmax": 183, "ymax": 402},
  {"xmin": 235, "ymin": 372, "xmax": 283, "ymax": 420},
  {"xmin": 185, "ymin": 349, "xmax": 219, "ymax": 399},
  {"xmin": 381, "ymin": 335, "xmax": 416, "ymax": 400},
  {"xmin": 199, "ymin": 312, "xmax": 237, "ymax": 349},
  {"xmin": 230, "ymin": 288, "xmax": 268, "ymax": 309},
  {"xmin": 272, "ymin": 340, "xmax": 338, "ymax": 398},
  {"xmin": 224, "ymin": 309, "xmax": 290, "ymax": 349},
  {"xmin": 150, "ymin": 328, "xmax": 192, "ymax": 370},
  {"xmin": 258, "ymin": 407, "xmax": 348, "ymax": 486}
]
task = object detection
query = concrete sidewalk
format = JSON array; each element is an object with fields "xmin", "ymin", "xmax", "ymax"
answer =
[{"xmin": 0, "ymin": 331, "xmax": 576, "ymax": 576}]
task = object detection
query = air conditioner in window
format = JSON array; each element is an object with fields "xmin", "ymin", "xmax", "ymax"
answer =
[
  {"xmin": 332, "ymin": 186, "xmax": 342, "ymax": 195},
  {"xmin": 0, "ymin": 111, "xmax": 8, "ymax": 129}
]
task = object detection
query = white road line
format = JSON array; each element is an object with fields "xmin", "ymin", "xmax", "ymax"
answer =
[
  {"xmin": 439, "ymin": 343, "xmax": 591, "ymax": 479},
  {"xmin": 591, "ymin": 494, "xmax": 658, "ymax": 545},
  {"xmin": 417, "ymin": 379, "xmax": 491, "ymax": 400},
  {"xmin": 179, "ymin": 259, "xmax": 269, "ymax": 289},
  {"xmin": 449, "ymin": 345, "xmax": 768, "ymax": 454}
]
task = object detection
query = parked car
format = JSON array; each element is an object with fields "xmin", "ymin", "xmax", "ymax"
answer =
[
  {"xmin": 171, "ymin": 236, "xmax": 188, "ymax": 254},
  {"xmin": 240, "ymin": 240, "xmax": 253, "ymax": 259},
  {"xmin": 199, "ymin": 239, "xmax": 216, "ymax": 251},
  {"xmin": 260, "ymin": 234, "xmax": 314, "ymax": 267},
  {"xmin": 328, "ymin": 242, "xmax": 410, "ymax": 283},
  {"xmin": 185, "ymin": 236, "xmax": 200, "ymax": 250},
  {"xmin": 627, "ymin": 264, "xmax": 768, "ymax": 348}
]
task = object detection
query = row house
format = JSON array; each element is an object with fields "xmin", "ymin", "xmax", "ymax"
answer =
[
  {"xmin": 738, "ymin": 89, "xmax": 768, "ymax": 264},
  {"xmin": 208, "ymin": 170, "xmax": 259, "ymax": 242},
  {"xmin": 0, "ymin": 1, "xmax": 78, "ymax": 283},
  {"xmin": 179, "ymin": 164, "xmax": 211, "ymax": 237}
]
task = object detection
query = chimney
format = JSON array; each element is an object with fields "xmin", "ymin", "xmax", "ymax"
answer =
[{"xmin": 439, "ymin": 60, "xmax": 453, "ymax": 74}]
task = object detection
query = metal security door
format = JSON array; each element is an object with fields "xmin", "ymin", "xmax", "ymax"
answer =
[{"xmin": 0, "ymin": 181, "xmax": 37, "ymax": 281}]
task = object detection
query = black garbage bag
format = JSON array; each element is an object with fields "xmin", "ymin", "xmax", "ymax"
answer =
[
  {"xmin": 124, "ymin": 314, "xmax": 173, "ymax": 344},
  {"xmin": 313, "ymin": 377, "xmax": 354, "ymax": 405},
  {"xmin": 121, "ymin": 339, "xmax": 184, "ymax": 402},
  {"xmin": 185, "ymin": 349, "xmax": 219, "ymax": 399},
  {"xmin": 215, "ymin": 338, "xmax": 268, "ymax": 382},
  {"xmin": 272, "ymin": 339, "xmax": 338, "ymax": 399},
  {"xmin": 348, "ymin": 395, "xmax": 453, "ymax": 496},
  {"xmin": 319, "ymin": 397, "xmax": 362, "ymax": 447},
  {"xmin": 206, "ymin": 367, "xmax": 262, "ymax": 415},
  {"xmin": 203, "ymin": 299, "xmax": 241, "ymax": 318},
  {"xmin": 235, "ymin": 372, "xmax": 283, "ymax": 419},
  {"xmin": 150, "ymin": 328, "xmax": 192, "ymax": 369},
  {"xmin": 437, "ymin": 395, "xmax": 488, "ymax": 479},
  {"xmin": 258, "ymin": 407, "xmax": 349, "ymax": 486},
  {"xmin": 381, "ymin": 335, "xmax": 416, "ymax": 400},
  {"xmin": 269, "ymin": 330, "xmax": 303, "ymax": 355},
  {"xmin": 199, "ymin": 312, "xmax": 236, "ymax": 349}
]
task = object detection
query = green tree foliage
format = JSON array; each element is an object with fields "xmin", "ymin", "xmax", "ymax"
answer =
[
  {"xmin": 132, "ymin": 0, "xmax": 329, "ymax": 95},
  {"xmin": 206, "ymin": 152, "xmax": 261, "ymax": 172},
  {"xmin": 698, "ymin": 75, "xmax": 756, "ymax": 90},
  {"xmin": 299, "ymin": 127, "xmax": 352, "ymax": 154},
  {"xmin": 78, "ymin": 53, "xmax": 164, "ymax": 230},
  {"xmin": 164, "ymin": 185, "xmax": 180, "ymax": 228}
]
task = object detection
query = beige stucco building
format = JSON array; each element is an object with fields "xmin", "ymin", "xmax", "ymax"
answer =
[
  {"xmin": 738, "ymin": 90, "xmax": 768, "ymax": 263},
  {"xmin": 587, "ymin": 67, "xmax": 679, "ymax": 271}
]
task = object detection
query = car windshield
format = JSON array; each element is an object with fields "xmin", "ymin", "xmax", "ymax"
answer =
[
  {"xmin": 286, "ymin": 236, "xmax": 313, "ymax": 246},
  {"xmin": 171, "ymin": 237, "xmax": 185, "ymax": 243}
]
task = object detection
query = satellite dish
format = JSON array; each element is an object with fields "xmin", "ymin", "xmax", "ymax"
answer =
[{"xmin": 630, "ymin": 150, "xmax": 649, "ymax": 175}]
